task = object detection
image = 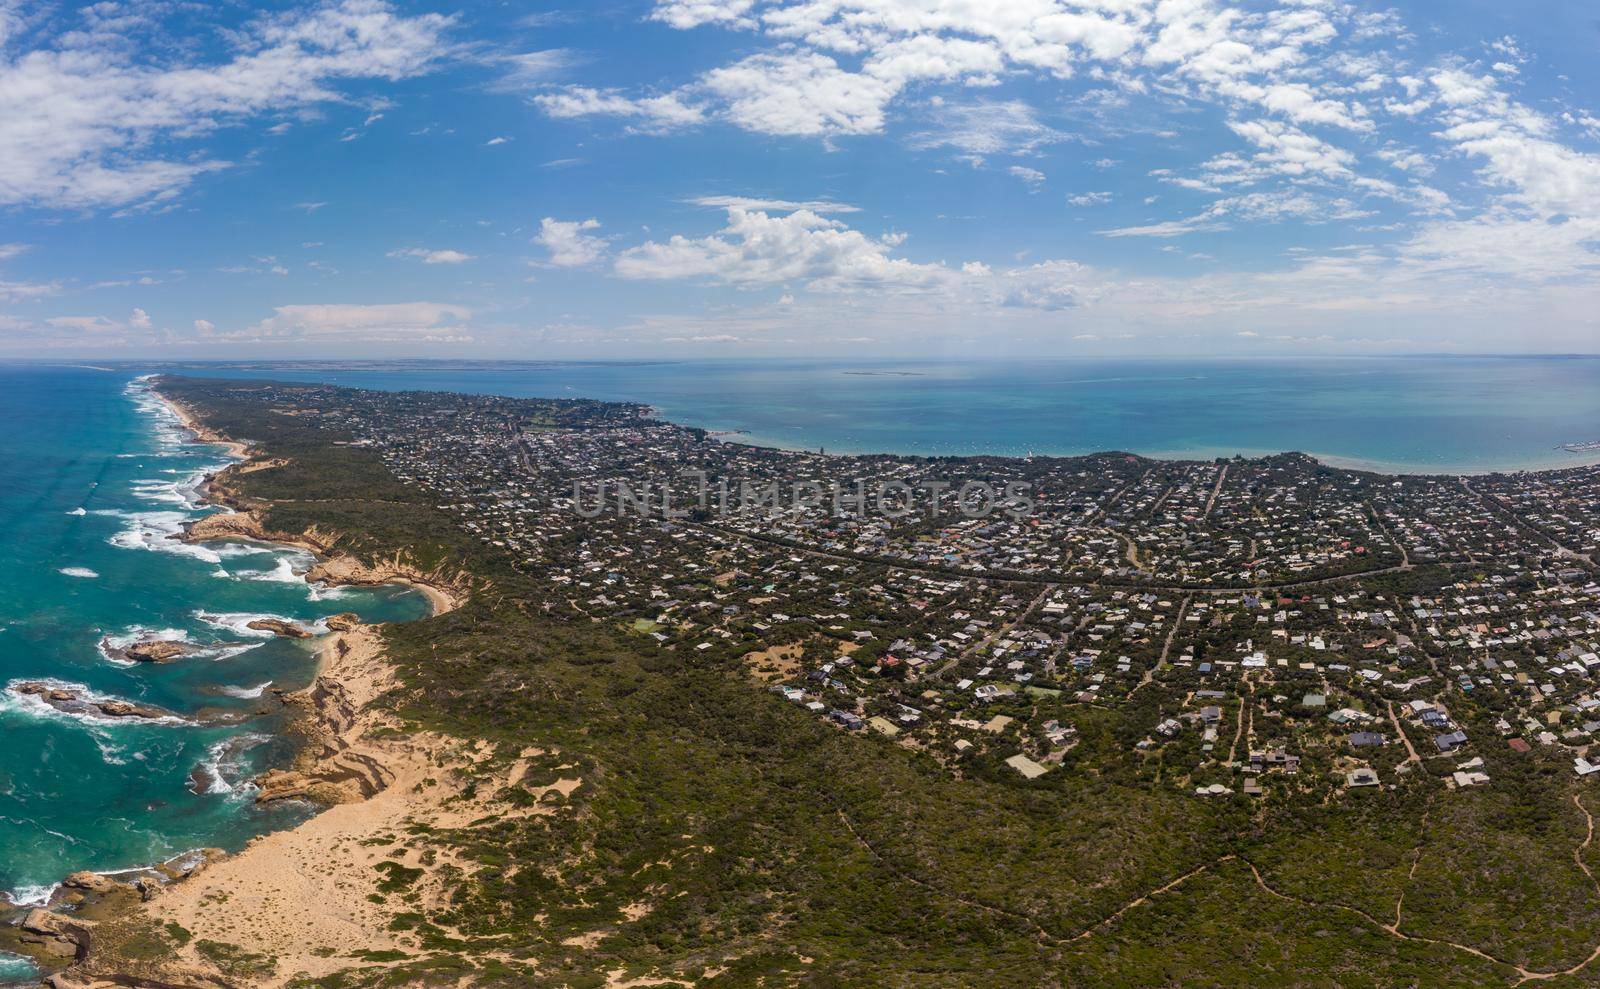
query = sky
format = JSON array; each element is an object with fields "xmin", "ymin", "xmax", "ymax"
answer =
[{"xmin": 1, "ymin": 0, "xmax": 1598, "ymax": 359}]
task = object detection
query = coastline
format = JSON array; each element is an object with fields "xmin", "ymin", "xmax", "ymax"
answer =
[
  {"xmin": 158, "ymin": 390, "xmax": 252, "ymax": 460},
  {"xmin": 707, "ymin": 430, "xmax": 1600, "ymax": 479},
  {"xmin": 19, "ymin": 385, "xmax": 472, "ymax": 987}
]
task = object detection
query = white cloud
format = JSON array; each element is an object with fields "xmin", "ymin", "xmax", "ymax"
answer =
[
  {"xmin": 1066, "ymin": 191, "xmax": 1112, "ymax": 207},
  {"xmin": 490, "ymin": 49, "xmax": 582, "ymax": 91},
  {"xmin": 1101, "ymin": 188, "xmax": 1370, "ymax": 237},
  {"xmin": 704, "ymin": 52, "xmax": 897, "ymax": 137},
  {"xmin": 690, "ymin": 195, "xmax": 858, "ymax": 213},
  {"xmin": 534, "ymin": 87, "xmax": 706, "ymax": 132},
  {"xmin": 651, "ymin": 0, "xmax": 757, "ymax": 30},
  {"xmin": 0, "ymin": 0, "xmax": 453, "ymax": 209},
  {"xmin": 612, "ymin": 207, "xmax": 1109, "ymax": 314},
  {"xmin": 536, "ymin": 218, "xmax": 607, "ymax": 267},
  {"xmin": 129, "ymin": 307, "xmax": 151, "ymax": 330},
  {"xmin": 388, "ymin": 247, "xmax": 474, "ymax": 264},
  {"xmin": 47, "ymin": 315, "xmax": 122, "ymax": 333},
  {"xmin": 616, "ymin": 207, "xmax": 948, "ymax": 290},
  {"xmin": 247, "ymin": 302, "xmax": 472, "ymax": 341},
  {"xmin": 913, "ymin": 100, "xmax": 1065, "ymax": 156},
  {"xmin": 0, "ymin": 242, "xmax": 55, "ymax": 301},
  {"xmin": 1008, "ymin": 166, "xmax": 1046, "ymax": 190}
]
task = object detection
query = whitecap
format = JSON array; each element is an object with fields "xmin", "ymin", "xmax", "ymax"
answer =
[
  {"xmin": 58, "ymin": 567, "xmax": 99, "ymax": 579},
  {"xmin": 0, "ymin": 677, "xmax": 188, "ymax": 728},
  {"xmin": 66, "ymin": 507, "xmax": 87, "ymax": 517},
  {"xmin": 192, "ymin": 733, "xmax": 271, "ymax": 796},
  {"xmin": 308, "ymin": 582, "xmax": 350, "ymax": 602},
  {"xmin": 193, "ymin": 642, "xmax": 264, "ymax": 662},
  {"xmin": 192, "ymin": 611, "xmax": 309, "ymax": 638},
  {"xmin": 130, "ymin": 478, "xmax": 190, "ymax": 506},
  {"xmin": 218, "ymin": 681, "xmax": 272, "ymax": 699},
  {"xmin": 104, "ymin": 509, "xmax": 268, "ymax": 564},
  {"xmin": 96, "ymin": 627, "xmax": 192, "ymax": 667},
  {"xmin": 5, "ymin": 883, "xmax": 60, "ymax": 908},
  {"xmin": 236, "ymin": 554, "xmax": 310, "ymax": 585},
  {"xmin": 93, "ymin": 734, "xmax": 129, "ymax": 766}
]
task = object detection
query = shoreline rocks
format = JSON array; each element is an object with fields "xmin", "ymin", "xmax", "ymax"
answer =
[
  {"xmin": 16, "ymin": 909, "xmax": 94, "ymax": 963},
  {"xmin": 324, "ymin": 612, "xmax": 362, "ymax": 632},
  {"xmin": 101, "ymin": 638, "xmax": 192, "ymax": 665},
  {"xmin": 11, "ymin": 683, "xmax": 176, "ymax": 722},
  {"xmin": 245, "ymin": 618, "xmax": 312, "ymax": 639}
]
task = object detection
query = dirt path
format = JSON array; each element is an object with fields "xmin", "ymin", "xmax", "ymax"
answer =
[
  {"xmin": 833, "ymin": 790, "xmax": 1600, "ymax": 985},
  {"xmin": 1393, "ymin": 802, "xmax": 1433, "ymax": 931},
  {"xmin": 1226, "ymin": 677, "xmax": 1253, "ymax": 765},
  {"xmin": 1239, "ymin": 855, "xmax": 1600, "ymax": 984},
  {"xmin": 932, "ymin": 586, "xmax": 1051, "ymax": 679},
  {"xmin": 834, "ymin": 798, "xmax": 1223, "ymax": 949},
  {"xmin": 1367, "ymin": 499, "xmax": 1411, "ymax": 568},
  {"xmin": 1129, "ymin": 595, "xmax": 1192, "ymax": 699},
  {"xmin": 1575, "ymin": 794, "xmax": 1600, "ymax": 897},
  {"xmin": 1203, "ymin": 464, "xmax": 1229, "ymax": 518},
  {"xmin": 1386, "ymin": 699, "xmax": 1422, "ymax": 766}
]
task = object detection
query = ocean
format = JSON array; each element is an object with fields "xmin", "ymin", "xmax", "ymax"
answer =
[
  {"xmin": 0, "ymin": 366, "xmax": 427, "ymax": 981},
  {"xmin": 162, "ymin": 355, "xmax": 1600, "ymax": 474}
]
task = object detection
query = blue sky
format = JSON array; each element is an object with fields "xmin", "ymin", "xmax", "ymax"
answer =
[{"xmin": 1, "ymin": 0, "xmax": 1597, "ymax": 358}]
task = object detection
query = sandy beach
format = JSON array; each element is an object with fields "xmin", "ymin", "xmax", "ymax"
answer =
[
  {"xmin": 161, "ymin": 390, "xmax": 253, "ymax": 460},
  {"xmin": 40, "ymin": 388, "xmax": 511, "ymax": 987}
]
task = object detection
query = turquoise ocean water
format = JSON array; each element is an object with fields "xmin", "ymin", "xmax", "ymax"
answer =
[
  {"xmin": 168, "ymin": 355, "xmax": 1600, "ymax": 474},
  {"xmin": 0, "ymin": 367, "xmax": 427, "ymax": 981}
]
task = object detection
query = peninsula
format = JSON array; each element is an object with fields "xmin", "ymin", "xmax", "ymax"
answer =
[{"xmin": 27, "ymin": 375, "xmax": 1600, "ymax": 989}]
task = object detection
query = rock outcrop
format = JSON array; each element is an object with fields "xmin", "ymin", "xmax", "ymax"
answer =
[
  {"xmin": 11, "ymin": 683, "xmax": 175, "ymax": 721},
  {"xmin": 17, "ymin": 910, "xmax": 94, "ymax": 962},
  {"xmin": 324, "ymin": 612, "xmax": 363, "ymax": 632},
  {"xmin": 104, "ymin": 639, "xmax": 192, "ymax": 664},
  {"xmin": 245, "ymin": 619, "xmax": 311, "ymax": 639}
]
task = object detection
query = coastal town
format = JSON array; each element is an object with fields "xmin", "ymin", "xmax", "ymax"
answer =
[{"xmin": 212, "ymin": 381, "xmax": 1600, "ymax": 806}]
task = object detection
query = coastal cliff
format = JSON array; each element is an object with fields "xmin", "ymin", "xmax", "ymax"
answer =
[{"xmin": 182, "ymin": 509, "xmax": 466, "ymax": 617}]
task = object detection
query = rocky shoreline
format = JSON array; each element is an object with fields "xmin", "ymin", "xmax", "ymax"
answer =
[
  {"xmin": 1, "ymin": 386, "xmax": 469, "ymax": 987},
  {"xmin": 8, "ymin": 683, "xmax": 178, "ymax": 723}
]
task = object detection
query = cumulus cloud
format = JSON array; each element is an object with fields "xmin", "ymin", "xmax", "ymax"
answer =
[
  {"xmin": 535, "ymin": 218, "xmax": 608, "ymax": 267},
  {"xmin": 616, "ymin": 207, "xmax": 947, "ymax": 289},
  {"xmin": 541, "ymin": 0, "xmax": 1375, "ymax": 148},
  {"xmin": 612, "ymin": 206, "xmax": 1108, "ymax": 315},
  {"xmin": 703, "ymin": 52, "xmax": 897, "ymax": 137},
  {"xmin": 524, "ymin": 0, "xmax": 1600, "ymax": 300},
  {"xmin": 0, "ymin": 0, "xmax": 453, "ymax": 210}
]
